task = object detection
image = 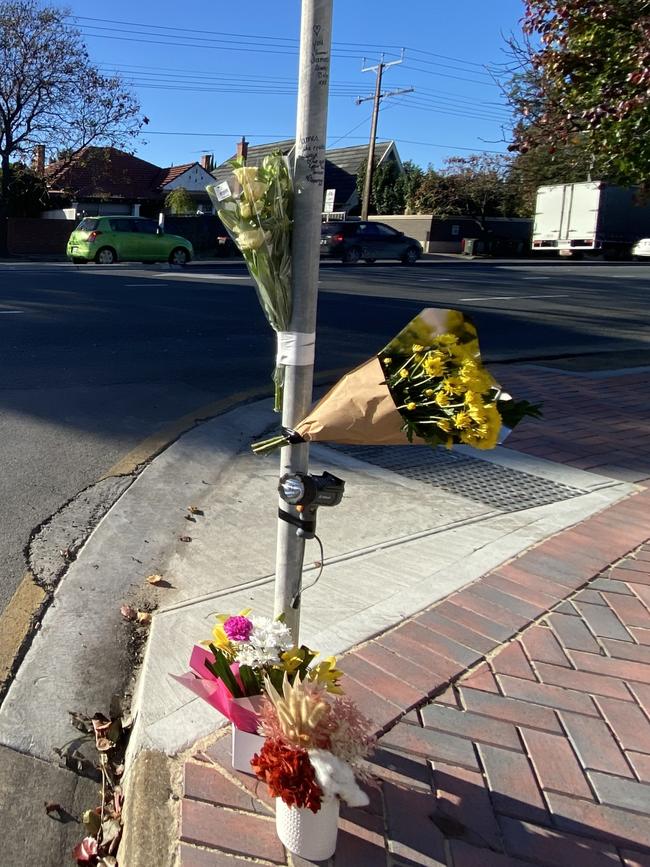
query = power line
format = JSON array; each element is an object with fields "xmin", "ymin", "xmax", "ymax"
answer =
[
  {"xmin": 402, "ymin": 63, "xmax": 500, "ymax": 87},
  {"xmin": 73, "ymin": 15, "xmax": 500, "ymax": 76},
  {"xmin": 141, "ymin": 128, "xmax": 506, "ymax": 155},
  {"xmin": 96, "ymin": 62, "xmax": 510, "ymax": 124},
  {"xmin": 97, "ymin": 62, "xmax": 511, "ymax": 116},
  {"xmin": 75, "ymin": 15, "xmax": 500, "ymax": 71}
]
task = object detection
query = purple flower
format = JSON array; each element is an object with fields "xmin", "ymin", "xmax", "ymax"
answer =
[{"xmin": 223, "ymin": 615, "xmax": 253, "ymax": 642}]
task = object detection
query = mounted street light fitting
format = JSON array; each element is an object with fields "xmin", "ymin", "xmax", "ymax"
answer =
[
  {"xmin": 277, "ymin": 469, "xmax": 345, "ymax": 609},
  {"xmin": 278, "ymin": 471, "xmax": 345, "ymax": 539},
  {"xmin": 279, "ymin": 471, "xmax": 345, "ymax": 508}
]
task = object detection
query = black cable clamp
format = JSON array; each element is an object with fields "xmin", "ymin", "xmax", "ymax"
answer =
[
  {"xmin": 281, "ymin": 427, "xmax": 307, "ymax": 445},
  {"xmin": 278, "ymin": 507, "xmax": 316, "ymax": 535}
]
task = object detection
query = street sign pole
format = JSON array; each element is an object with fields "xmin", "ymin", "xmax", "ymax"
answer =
[{"xmin": 273, "ymin": 0, "xmax": 333, "ymax": 641}]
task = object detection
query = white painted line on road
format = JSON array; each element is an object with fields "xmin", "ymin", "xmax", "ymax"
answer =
[
  {"xmin": 522, "ymin": 276, "xmax": 551, "ymax": 280},
  {"xmin": 458, "ymin": 293, "xmax": 570, "ymax": 302},
  {"xmin": 0, "ymin": 309, "xmax": 24, "ymax": 314},
  {"xmin": 166, "ymin": 274, "xmax": 252, "ymax": 281}
]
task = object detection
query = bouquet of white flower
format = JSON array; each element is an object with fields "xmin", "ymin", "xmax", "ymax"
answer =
[{"xmin": 207, "ymin": 153, "xmax": 293, "ymax": 411}]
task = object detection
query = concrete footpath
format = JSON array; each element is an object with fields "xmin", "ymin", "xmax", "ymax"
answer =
[{"xmin": 0, "ymin": 363, "xmax": 649, "ymax": 865}]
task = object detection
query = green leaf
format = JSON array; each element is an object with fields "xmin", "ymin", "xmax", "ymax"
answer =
[
  {"xmin": 238, "ymin": 665, "xmax": 262, "ymax": 696},
  {"xmin": 206, "ymin": 645, "xmax": 243, "ymax": 698},
  {"xmin": 297, "ymin": 646, "xmax": 316, "ymax": 675},
  {"xmin": 267, "ymin": 667, "xmax": 285, "ymax": 693}
]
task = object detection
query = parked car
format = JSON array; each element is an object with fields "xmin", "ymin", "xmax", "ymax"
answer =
[
  {"xmin": 632, "ymin": 238, "xmax": 650, "ymax": 259},
  {"xmin": 67, "ymin": 216, "xmax": 193, "ymax": 265},
  {"xmin": 320, "ymin": 220, "xmax": 422, "ymax": 264}
]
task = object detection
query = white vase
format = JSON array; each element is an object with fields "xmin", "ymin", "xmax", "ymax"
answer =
[
  {"xmin": 230, "ymin": 695, "xmax": 264, "ymax": 774},
  {"xmin": 275, "ymin": 796, "xmax": 339, "ymax": 860}
]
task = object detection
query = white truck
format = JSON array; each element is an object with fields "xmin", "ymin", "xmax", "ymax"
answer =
[{"xmin": 532, "ymin": 181, "xmax": 650, "ymax": 257}]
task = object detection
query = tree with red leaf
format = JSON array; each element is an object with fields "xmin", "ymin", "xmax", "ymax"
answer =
[{"xmin": 506, "ymin": 0, "xmax": 650, "ymax": 186}]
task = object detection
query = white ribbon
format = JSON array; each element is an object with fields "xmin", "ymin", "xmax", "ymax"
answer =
[{"xmin": 276, "ymin": 331, "xmax": 316, "ymax": 366}]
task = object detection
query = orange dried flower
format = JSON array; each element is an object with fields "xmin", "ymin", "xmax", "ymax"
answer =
[{"xmin": 251, "ymin": 739, "xmax": 323, "ymax": 812}]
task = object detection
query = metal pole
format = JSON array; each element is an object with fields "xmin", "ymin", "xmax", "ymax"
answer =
[
  {"xmin": 361, "ymin": 60, "xmax": 383, "ymax": 221},
  {"xmin": 273, "ymin": 0, "xmax": 333, "ymax": 640}
]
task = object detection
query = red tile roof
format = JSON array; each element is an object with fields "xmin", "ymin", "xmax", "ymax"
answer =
[
  {"xmin": 46, "ymin": 147, "xmax": 201, "ymax": 200},
  {"xmin": 155, "ymin": 162, "xmax": 195, "ymax": 188}
]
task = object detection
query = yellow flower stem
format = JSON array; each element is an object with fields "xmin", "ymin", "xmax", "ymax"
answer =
[
  {"xmin": 410, "ymin": 355, "xmax": 427, "ymax": 376},
  {"xmin": 391, "ymin": 353, "xmax": 417, "ymax": 380},
  {"xmin": 418, "ymin": 399, "xmax": 465, "ymax": 409},
  {"xmin": 411, "ymin": 373, "xmax": 442, "ymax": 384}
]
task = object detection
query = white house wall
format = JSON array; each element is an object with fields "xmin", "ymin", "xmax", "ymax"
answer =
[{"xmin": 163, "ymin": 165, "xmax": 215, "ymax": 192}]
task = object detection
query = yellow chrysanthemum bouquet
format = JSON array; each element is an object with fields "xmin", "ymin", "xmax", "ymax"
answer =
[
  {"xmin": 252, "ymin": 307, "xmax": 541, "ymax": 454},
  {"xmin": 207, "ymin": 154, "xmax": 292, "ymax": 411}
]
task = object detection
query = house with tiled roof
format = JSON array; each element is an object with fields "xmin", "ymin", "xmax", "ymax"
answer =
[
  {"xmin": 212, "ymin": 139, "xmax": 402, "ymax": 215},
  {"xmin": 44, "ymin": 147, "xmax": 216, "ymax": 219}
]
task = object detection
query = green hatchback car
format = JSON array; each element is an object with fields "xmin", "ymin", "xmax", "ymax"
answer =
[{"xmin": 67, "ymin": 216, "xmax": 193, "ymax": 265}]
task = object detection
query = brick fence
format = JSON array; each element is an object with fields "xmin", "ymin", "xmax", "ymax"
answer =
[{"xmin": 7, "ymin": 217, "xmax": 75, "ymax": 255}]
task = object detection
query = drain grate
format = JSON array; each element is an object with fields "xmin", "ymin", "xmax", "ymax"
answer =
[{"xmin": 332, "ymin": 445, "xmax": 586, "ymax": 512}]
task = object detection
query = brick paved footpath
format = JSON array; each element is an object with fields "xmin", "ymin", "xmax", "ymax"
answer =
[
  {"xmin": 498, "ymin": 367, "xmax": 650, "ymax": 484},
  {"xmin": 177, "ymin": 486, "xmax": 650, "ymax": 867}
]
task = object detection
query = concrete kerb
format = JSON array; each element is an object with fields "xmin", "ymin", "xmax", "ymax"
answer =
[{"xmin": 0, "ymin": 399, "xmax": 284, "ymax": 763}]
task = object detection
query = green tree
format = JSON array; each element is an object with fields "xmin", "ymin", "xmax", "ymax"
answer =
[
  {"xmin": 0, "ymin": 0, "xmax": 142, "ymax": 250},
  {"xmin": 411, "ymin": 155, "xmax": 516, "ymax": 228},
  {"xmin": 506, "ymin": 0, "xmax": 650, "ymax": 186},
  {"xmin": 0, "ymin": 162, "xmax": 48, "ymax": 216},
  {"xmin": 165, "ymin": 187, "xmax": 195, "ymax": 215},
  {"xmin": 355, "ymin": 158, "xmax": 423, "ymax": 215},
  {"xmin": 396, "ymin": 160, "xmax": 425, "ymax": 214},
  {"xmin": 410, "ymin": 166, "xmax": 443, "ymax": 214}
]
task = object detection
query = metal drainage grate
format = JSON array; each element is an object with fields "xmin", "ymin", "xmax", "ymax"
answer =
[{"xmin": 332, "ymin": 444, "xmax": 586, "ymax": 512}]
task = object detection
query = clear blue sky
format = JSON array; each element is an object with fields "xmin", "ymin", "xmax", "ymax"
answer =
[{"xmin": 64, "ymin": 0, "xmax": 525, "ymax": 171}]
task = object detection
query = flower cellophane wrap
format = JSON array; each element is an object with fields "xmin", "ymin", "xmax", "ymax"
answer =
[
  {"xmin": 206, "ymin": 153, "xmax": 292, "ymax": 411},
  {"xmin": 252, "ymin": 308, "xmax": 541, "ymax": 454},
  {"xmin": 172, "ymin": 645, "xmax": 261, "ymax": 733}
]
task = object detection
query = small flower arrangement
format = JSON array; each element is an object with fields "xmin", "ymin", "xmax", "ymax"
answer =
[
  {"xmin": 174, "ymin": 610, "xmax": 343, "ymax": 734},
  {"xmin": 205, "ymin": 609, "xmax": 343, "ymax": 698},
  {"xmin": 252, "ymin": 676, "xmax": 375, "ymax": 812}
]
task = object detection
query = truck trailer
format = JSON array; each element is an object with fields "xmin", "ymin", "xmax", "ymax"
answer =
[{"xmin": 532, "ymin": 181, "xmax": 650, "ymax": 257}]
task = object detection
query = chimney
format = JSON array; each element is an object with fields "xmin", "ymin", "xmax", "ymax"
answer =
[
  {"xmin": 200, "ymin": 153, "xmax": 214, "ymax": 172},
  {"xmin": 236, "ymin": 136, "xmax": 248, "ymax": 161},
  {"xmin": 33, "ymin": 144, "xmax": 45, "ymax": 175}
]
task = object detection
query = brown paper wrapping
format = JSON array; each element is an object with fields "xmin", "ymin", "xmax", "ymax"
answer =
[{"xmin": 295, "ymin": 356, "xmax": 426, "ymax": 446}]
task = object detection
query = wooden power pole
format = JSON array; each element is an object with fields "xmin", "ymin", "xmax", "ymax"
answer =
[{"xmin": 357, "ymin": 51, "xmax": 412, "ymax": 220}]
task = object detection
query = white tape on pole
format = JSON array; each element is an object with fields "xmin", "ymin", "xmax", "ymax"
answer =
[{"xmin": 276, "ymin": 331, "xmax": 316, "ymax": 366}]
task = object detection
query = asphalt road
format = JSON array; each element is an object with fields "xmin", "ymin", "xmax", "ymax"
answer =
[{"xmin": 0, "ymin": 257, "xmax": 648, "ymax": 610}]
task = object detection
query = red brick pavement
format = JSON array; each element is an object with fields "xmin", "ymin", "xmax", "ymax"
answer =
[
  {"xmin": 178, "ymin": 488, "xmax": 650, "ymax": 866},
  {"xmin": 493, "ymin": 367, "xmax": 650, "ymax": 483}
]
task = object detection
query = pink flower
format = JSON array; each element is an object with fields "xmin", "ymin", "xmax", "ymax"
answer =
[{"xmin": 223, "ymin": 615, "xmax": 253, "ymax": 642}]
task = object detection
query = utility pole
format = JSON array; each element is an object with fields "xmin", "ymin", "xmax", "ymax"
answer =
[
  {"xmin": 358, "ymin": 51, "xmax": 412, "ymax": 220},
  {"xmin": 273, "ymin": 0, "xmax": 333, "ymax": 641}
]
